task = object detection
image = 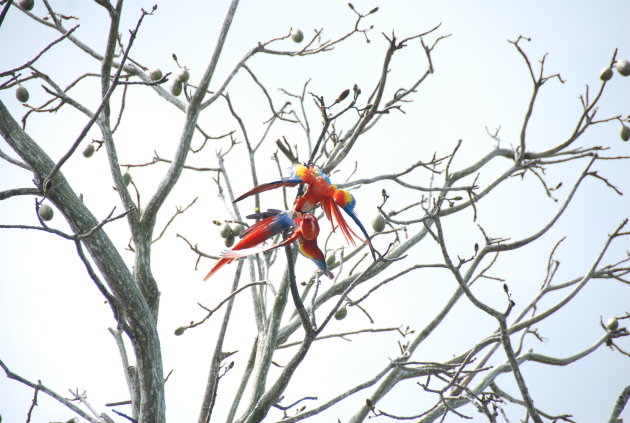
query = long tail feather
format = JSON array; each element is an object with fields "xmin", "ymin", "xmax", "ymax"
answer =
[
  {"xmin": 340, "ymin": 205, "xmax": 378, "ymax": 259},
  {"xmin": 320, "ymin": 198, "xmax": 337, "ymax": 234},
  {"xmin": 220, "ymin": 244, "xmax": 272, "ymax": 259},
  {"xmin": 308, "ymin": 258, "xmax": 334, "ymax": 279},
  {"xmin": 233, "ymin": 179, "xmax": 302, "ymax": 203},
  {"xmin": 334, "ymin": 189, "xmax": 379, "ymax": 260},
  {"xmin": 340, "ymin": 205, "xmax": 368, "ymax": 242},
  {"xmin": 203, "ymin": 258, "xmax": 232, "ymax": 281},
  {"xmin": 330, "ymin": 200, "xmax": 363, "ymax": 245}
]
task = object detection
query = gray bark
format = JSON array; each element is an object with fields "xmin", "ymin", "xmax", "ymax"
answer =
[{"xmin": 0, "ymin": 99, "xmax": 166, "ymax": 423}]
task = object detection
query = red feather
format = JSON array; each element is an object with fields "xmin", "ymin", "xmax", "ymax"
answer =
[{"xmin": 204, "ymin": 211, "xmax": 294, "ymax": 280}]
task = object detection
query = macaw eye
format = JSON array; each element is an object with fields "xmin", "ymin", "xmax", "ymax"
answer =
[{"xmin": 300, "ymin": 215, "xmax": 319, "ymax": 240}]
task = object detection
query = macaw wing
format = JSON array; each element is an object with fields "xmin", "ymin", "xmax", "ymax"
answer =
[
  {"xmin": 245, "ymin": 208, "xmax": 285, "ymax": 220},
  {"xmin": 239, "ymin": 210, "xmax": 294, "ymax": 241},
  {"xmin": 233, "ymin": 178, "xmax": 303, "ymax": 203},
  {"xmin": 205, "ymin": 212, "xmax": 295, "ymax": 280},
  {"xmin": 221, "ymin": 229, "xmax": 302, "ymax": 259}
]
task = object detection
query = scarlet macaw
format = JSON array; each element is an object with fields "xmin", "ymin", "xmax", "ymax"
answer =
[
  {"xmin": 204, "ymin": 210, "xmax": 333, "ymax": 280},
  {"xmin": 233, "ymin": 164, "xmax": 377, "ymax": 259}
]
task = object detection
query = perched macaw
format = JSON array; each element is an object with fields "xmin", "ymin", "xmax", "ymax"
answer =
[
  {"xmin": 233, "ymin": 164, "xmax": 377, "ymax": 259},
  {"xmin": 204, "ymin": 210, "xmax": 333, "ymax": 280}
]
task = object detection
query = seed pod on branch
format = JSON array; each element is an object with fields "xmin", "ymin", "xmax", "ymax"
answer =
[{"xmin": 335, "ymin": 88, "xmax": 350, "ymax": 104}]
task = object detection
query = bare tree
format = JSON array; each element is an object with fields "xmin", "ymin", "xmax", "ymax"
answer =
[{"xmin": 1, "ymin": 1, "xmax": 629, "ymax": 423}]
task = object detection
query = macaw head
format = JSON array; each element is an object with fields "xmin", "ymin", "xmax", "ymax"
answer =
[
  {"xmin": 293, "ymin": 164, "xmax": 309, "ymax": 179},
  {"xmin": 293, "ymin": 164, "xmax": 332, "ymax": 185}
]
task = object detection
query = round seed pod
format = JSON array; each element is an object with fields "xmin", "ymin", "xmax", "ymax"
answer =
[
  {"xmin": 38, "ymin": 204, "xmax": 54, "ymax": 221},
  {"xmin": 231, "ymin": 224, "xmax": 244, "ymax": 237},
  {"xmin": 16, "ymin": 85, "xmax": 29, "ymax": 102},
  {"xmin": 149, "ymin": 68, "xmax": 163, "ymax": 81},
  {"xmin": 606, "ymin": 317, "xmax": 619, "ymax": 331},
  {"xmin": 620, "ymin": 124, "xmax": 630, "ymax": 142},
  {"xmin": 83, "ymin": 144, "xmax": 95, "ymax": 158},
  {"xmin": 600, "ymin": 67, "xmax": 613, "ymax": 81},
  {"xmin": 334, "ymin": 306, "xmax": 348, "ymax": 320},
  {"xmin": 19, "ymin": 0, "xmax": 34, "ymax": 11},
  {"xmin": 176, "ymin": 68, "xmax": 190, "ymax": 83},
  {"xmin": 372, "ymin": 214, "xmax": 386, "ymax": 232},
  {"xmin": 170, "ymin": 80, "xmax": 183, "ymax": 96},
  {"xmin": 616, "ymin": 60, "xmax": 630, "ymax": 77},
  {"xmin": 220, "ymin": 223, "xmax": 233, "ymax": 238},
  {"xmin": 122, "ymin": 172, "xmax": 132, "ymax": 186},
  {"xmin": 291, "ymin": 28, "xmax": 304, "ymax": 43}
]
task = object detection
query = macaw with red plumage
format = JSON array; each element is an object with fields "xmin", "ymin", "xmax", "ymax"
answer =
[
  {"xmin": 204, "ymin": 209, "xmax": 332, "ymax": 280},
  {"xmin": 233, "ymin": 164, "xmax": 377, "ymax": 259}
]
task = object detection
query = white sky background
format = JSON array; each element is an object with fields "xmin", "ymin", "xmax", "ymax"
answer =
[{"xmin": 1, "ymin": 0, "xmax": 629, "ymax": 422}]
